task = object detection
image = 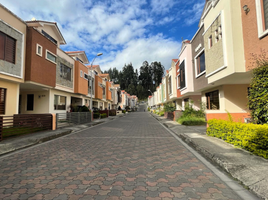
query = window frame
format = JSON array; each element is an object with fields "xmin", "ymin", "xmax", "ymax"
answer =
[
  {"xmin": 208, "ymin": 35, "xmax": 212, "ymax": 49},
  {"xmin": 60, "ymin": 63, "xmax": 71, "ymax": 81},
  {"xmin": 0, "ymin": 31, "xmax": 16, "ymax": 64},
  {"xmin": 194, "ymin": 48, "xmax": 206, "ymax": 78},
  {"xmin": 54, "ymin": 95, "xmax": 66, "ymax": 110},
  {"xmin": 27, "ymin": 94, "xmax": 34, "ymax": 111},
  {"xmin": 179, "ymin": 60, "xmax": 186, "ymax": 90},
  {"xmin": 0, "ymin": 88, "xmax": 7, "ymax": 115},
  {"xmin": 45, "ymin": 49, "xmax": 57, "ymax": 64},
  {"xmin": 256, "ymin": 0, "xmax": 268, "ymax": 38},
  {"xmin": 36, "ymin": 43, "xmax": 42, "ymax": 57},
  {"xmin": 205, "ymin": 90, "xmax": 220, "ymax": 110}
]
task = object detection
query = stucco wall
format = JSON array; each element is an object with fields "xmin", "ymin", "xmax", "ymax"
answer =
[
  {"xmin": 20, "ymin": 90, "xmax": 50, "ymax": 114},
  {"xmin": 203, "ymin": 0, "xmax": 245, "ymax": 84},
  {"xmin": 204, "ymin": 15, "xmax": 224, "ymax": 75},
  {"xmin": 0, "ymin": 80, "xmax": 19, "ymax": 116},
  {"xmin": 191, "ymin": 25, "xmax": 209, "ymax": 91},
  {"xmin": 180, "ymin": 44, "xmax": 194, "ymax": 95}
]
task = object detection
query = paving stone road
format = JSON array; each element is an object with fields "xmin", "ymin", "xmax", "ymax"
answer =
[{"xmin": 0, "ymin": 105, "xmax": 245, "ymax": 200}]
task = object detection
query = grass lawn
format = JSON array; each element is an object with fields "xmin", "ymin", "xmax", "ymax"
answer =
[{"xmin": 2, "ymin": 126, "xmax": 45, "ymax": 139}]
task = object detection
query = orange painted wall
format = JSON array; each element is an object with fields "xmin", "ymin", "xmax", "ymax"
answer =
[
  {"xmin": 240, "ymin": 0, "xmax": 268, "ymax": 71},
  {"xmin": 74, "ymin": 61, "xmax": 88, "ymax": 95},
  {"xmin": 106, "ymin": 81, "xmax": 112, "ymax": 101},
  {"xmin": 176, "ymin": 63, "xmax": 182, "ymax": 98},
  {"xmin": 206, "ymin": 113, "xmax": 250, "ymax": 123},
  {"xmin": 95, "ymin": 76, "xmax": 103, "ymax": 100}
]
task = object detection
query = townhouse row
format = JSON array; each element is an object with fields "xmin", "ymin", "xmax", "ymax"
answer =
[
  {"xmin": 148, "ymin": 0, "xmax": 268, "ymax": 122},
  {"xmin": 0, "ymin": 4, "xmax": 137, "ymax": 117}
]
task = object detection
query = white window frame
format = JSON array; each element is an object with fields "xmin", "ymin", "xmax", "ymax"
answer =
[
  {"xmin": 256, "ymin": 0, "xmax": 268, "ymax": 38},
  {"xmin": 36, "ymin": 44, "xmax": 42, "ymax": 57},
  {"xmin": 80, "ymin": 70, "xmax": 83, "ymax": 77},
  {"xmin": 194, "ymin": 48, "xmax": 206, "ymax": 78},
  {"xmin": 176, "ymin": 74, "xmax": 180, "ymax": 89},
  {"xmin": 45, "ymin": 49, "xmax": 57, "ymax": 64}
]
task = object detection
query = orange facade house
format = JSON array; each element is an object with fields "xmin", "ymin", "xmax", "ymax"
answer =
[{"xmin": 74, "ymin": 61, "xmax": 88, "ymax": 95}]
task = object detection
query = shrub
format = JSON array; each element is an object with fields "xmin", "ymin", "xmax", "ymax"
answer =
[
  {"xmin": 148, "ymin": 107, "xmax": 150, "ymax": 111},
  {"xmin": 93, "ymin": 113, "xmax": 100, "ymax": 119},
  {"xmin": 100, "ymin": 113, "xmax": 107, "ymax": 118},
  {"xmin": 248, "ymin": 64, "xmax": 268, "ymax": 124},
  {"xmin": 159, "ymin": 110, "xmax": 165, "ymax": 116},
  {"xmin": 164, "ymin": 103, "xmax": 176, "ymax": 112},
  {"xmin": 122, "ymin": 110, "xmax": 126, "ymax": 114},
  {"xmin": 178, "ymin": 116, "xmax": 206, "ymax": 126},
  {"xmin": 207, "ymin": 119, "xmax": 268, "ymax": 159}
]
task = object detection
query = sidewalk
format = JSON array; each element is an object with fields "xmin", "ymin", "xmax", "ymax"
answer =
[
  {"xmin": 151, "ymin": 112, "xmax": 268, "ymax": 200},
  {"xmin": 0, "ymin": 114, "xmax": 125, "ymax": 157}
]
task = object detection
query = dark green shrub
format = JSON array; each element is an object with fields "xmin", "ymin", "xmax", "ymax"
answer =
[
  {"xmin": 207, "ymin": 119, "xmax": 268, "ymax": 159},
  {"xmin": 148, "ymin": 107, "xmax": 150, "ymax": 111},
  {"xmin": 109, "ymin": 110, "xmax": 116, "ymax": 116},
  {"xmin": 93, "ymin": 113, "xmax": 100, "ymax": 119},
  {"xmin": 164, "ymin": 103, "xmax": 176, "ymax": 112},
  {"xmin": 248, "ymin": 64, "xmax": 268, "ymax": 124},
  {"xmin": 100, "ymin": 113, "xmax": 107, "ymax": 118},
  {"xmin": 122, "ymin": 110, "xmax": 126, "ymax": 114}
]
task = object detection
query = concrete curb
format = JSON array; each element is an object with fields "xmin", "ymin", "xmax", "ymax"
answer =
[{"xmin": 150, "ymin": 112, "xmax": 267, "ymax": 200}]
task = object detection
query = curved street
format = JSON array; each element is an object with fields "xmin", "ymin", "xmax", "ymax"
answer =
[{"xmin": 0, "ymin": 104, "xmax": 256, "ymax": 199}]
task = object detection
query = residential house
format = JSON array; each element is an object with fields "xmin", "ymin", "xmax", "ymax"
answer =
[
  {"xmin": 200, "ymin": 0, "xmax": 250, "ymax": 122},
  {"xmin": 0, "ymin": 4, "xmax": 27, "ymax": 116}
]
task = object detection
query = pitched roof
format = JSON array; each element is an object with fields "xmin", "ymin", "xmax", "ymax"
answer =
[{"xmin": 172, "ymin": 59, "xmax": 178, "ymax": 63}]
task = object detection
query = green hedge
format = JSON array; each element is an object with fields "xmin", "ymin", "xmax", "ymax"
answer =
[
  {"xmin": 159, "ymin": 111, "xmax": 164, "ymax": 116},
  {"xmin": 178, "ymin": 116, "xmax": 206, "ymax": 126},
  {"xmin": 93, "ymin": 113, "xmax": 100, "ymax": 119},
  {"xmin": 207, "ymin": 119, "xmax": 268, "ymax": 159},
  {"xmin": 100, "ymin": 113, "xmax": 107, "ymax": 118}
]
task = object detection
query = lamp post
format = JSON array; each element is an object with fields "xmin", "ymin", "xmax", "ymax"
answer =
[{"xmin": 90, "ymin": 53, "xmax": 103, "ymax": 111}]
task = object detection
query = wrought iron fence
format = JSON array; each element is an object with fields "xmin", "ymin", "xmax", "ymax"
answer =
[
  {"xmin": 0, "ymin": 114, "xmax": 52, "ymax": 141},
  {"xmin": 56, "ymin": 112, "xmax": 92, "ymax": 129}
]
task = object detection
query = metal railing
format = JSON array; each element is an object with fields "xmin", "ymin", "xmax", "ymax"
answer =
[
  {"xmin": 56, "ymin": 112, "xmax": 92, "ymax": 129},
  {"xmin": 0, "ymin": 114, "xmax": 52, "ymax": 141}
]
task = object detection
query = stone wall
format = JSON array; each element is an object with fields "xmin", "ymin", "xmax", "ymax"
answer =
[
  {"xmin": 0, "ymin": 20, "xmax": 23, "ymax": 77},
  {"xmin": 56, "ymin": 56, "xmax": 73, "ymax": 88}
]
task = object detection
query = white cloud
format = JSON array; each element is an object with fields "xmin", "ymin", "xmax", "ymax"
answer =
[
  {"xmin": 99, "ymin": 34, "xmax": 181, "ymax": 71},
  {"xmin": 0, "ymin": 0, "xmax": 201, "ymax": 73}
]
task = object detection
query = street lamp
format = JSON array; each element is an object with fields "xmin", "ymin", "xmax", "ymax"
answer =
[
  {"xmin": 148, "ymin": 89, "xmax": 152, "ymax": 95},
  {"xmin": 90, "ymin": 53, "xmax": 103, "ymax": 111}
]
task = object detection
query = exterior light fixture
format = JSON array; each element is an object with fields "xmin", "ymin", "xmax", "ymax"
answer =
[{"xmin": 243, "ymin": 5, "xmax": 250, "ymax": 15}]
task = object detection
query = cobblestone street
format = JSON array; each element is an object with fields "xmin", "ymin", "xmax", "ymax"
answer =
[{"xmin": 0, "ymin": 108, "xmax": 245, "ymax": 200}]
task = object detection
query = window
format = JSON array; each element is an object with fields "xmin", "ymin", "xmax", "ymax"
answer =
[
  {"xmin": 41, "ymin": 30, "xmax": 57, "ymax": 44},
  {"xmin": 256, "ymin": 0, "xmax": 268, "ymax": 37},
  {"xmin": 179, "ymin": 61, "xmax": 186, "ymax": 89},
  {"xmin": 168, "ymin": 76, "xmax": 172, "ymax": 94},
  {"xmin": 0, "ymin": 31, "xmax": 16, "ymax": 64},
  {"xmin": 60, "ymin": 63, "xmax": 71, "ymax": 81},
  {"xmin": 54, "ymin": 95, "xmax": 66, "ymax": 110},
  {"xmin": 177, "ymin": 74, "xmax": 180, "ymax": 89},
  {"xmin": 27, "ymin": 94, "xmax": 34, "ymax": 111},
  {"xmin": 0, "ymin": 88, "xmax": 6, "ymax": 114},
  {"xmin": 36, "ymin": 44, "xmax": 42, "ymax": 56},
  {"xmin": 80, "ymin": 70, "xmax": 83, "ymax": 77},
  {"xmin": 46, "ymin": 50, "xmax": 56, "ymax": 63},
  {"xmin": 196, "ymin": 51, "xmax": 206, "ymax": 75},
  {"xmin": 205, "ymin": 90, "xmax": 220, "ymax": 110},
  {"xmin": 208, "ymin": 35, "xmax": 212, "ymax": 48}
]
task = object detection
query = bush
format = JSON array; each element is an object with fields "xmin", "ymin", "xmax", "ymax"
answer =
[
  {"xmin": 178, "ymin": 116, "xmax": 206, "ymax": 125},
  {"xmin": 207, "ymin": 119, "xmax": 268, "ymax": 159},
  {"xmin": 164, "ymin": 103, "xmax": 176, "ymax": 112},
  {"xmin": 122, "ymin": 110, "xmax": 126, "ymax": 114},
  {"xmin": 148, "ymin": 107, "xmax": 150, "ymax": 111},
  {"xmin": 109, "ymin": 110, "xmax": 116, "ymax": 116},
  {"xmin": 248, "ymin": 64, "xmax": 268, "ymax": 124},
  {"xmin": 159, "ymin": 110, "xmax": 164, "ymax": 116},
  {"xmin": 93, "ymin": 113, "xmax": 100, "ymax": 119},
  {"xmin": 100, "ymin": 113, "xmax": 107, "ymax": 118}
]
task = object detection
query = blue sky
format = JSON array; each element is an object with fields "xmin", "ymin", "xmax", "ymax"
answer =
[{"xmin": 1, "ymin": 0, "xmax": 205, "ymax": 71}]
